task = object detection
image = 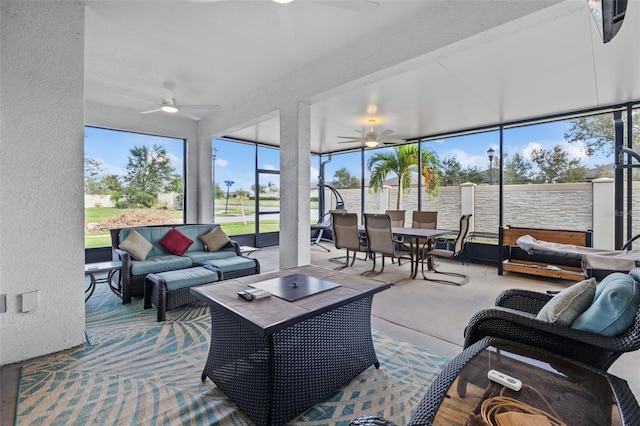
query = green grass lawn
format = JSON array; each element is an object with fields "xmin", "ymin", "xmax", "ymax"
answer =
[{"xmin": 85, "ymin": 207, "xmax": 127, "ymax": 222}]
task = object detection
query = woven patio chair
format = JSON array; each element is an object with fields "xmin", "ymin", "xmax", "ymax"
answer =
[
  {"xmin": 331, "ymin": 212, "xmax": 369, "ymax": 269},
  {"xmin": 364, "ymin": 213, "xmax": 413, "ymax": 276},
  {"xmin": 463, "ymin": 285, "xmax": 640, "ymax": 372}
]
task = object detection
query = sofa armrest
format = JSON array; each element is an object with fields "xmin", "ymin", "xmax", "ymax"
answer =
[
  {"xmin": 494, "ymin": 288, "xmax": 552, "ymax": 314},
  {"xmin": 226, "ymin": 239, "xmax": 241, "ymax": 255},
  {"xmin": 112, "ymin": 248, "xmax": 133, "ymax": 304}
]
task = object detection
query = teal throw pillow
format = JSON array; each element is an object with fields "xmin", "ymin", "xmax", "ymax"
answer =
[
  {"xmin": 571, "ymin": 272, "xmax": 640, "ymax": 336},
  {"xmin": 536, "ymin": 278, "xmax": 596, "ymax": 326}
]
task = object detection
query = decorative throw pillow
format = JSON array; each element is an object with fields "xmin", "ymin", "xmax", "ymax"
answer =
[
  {"xmin": 536, "ymin": 278, "xmax": 596, "ymax": 326},
  {"xmin": 159, "ymin": 228, "xmax": 194, "ymax": 256},
  {"xmin": 119, "ymin": 230, "xmax": 153, "ymax": 261},
  {"xmin": 199, "ymin": 227, "xmax": 230, "ymax": 252},
  {"xmin": 571, "ymin": 272, "xmax": 640, "ymax": 336}
]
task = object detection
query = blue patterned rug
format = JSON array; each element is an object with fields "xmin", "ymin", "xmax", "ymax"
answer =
[{"xmin": 16, "ymin": 283, "xmax": 448, "ymax": 425}]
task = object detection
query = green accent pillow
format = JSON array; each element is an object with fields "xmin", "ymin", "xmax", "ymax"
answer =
[
  {"xmin": 536, "ymin": 278, "xmax": 596, "ymax": 326},
  {"xmin": 571, "ymin": 272, "xmax": 640, "ymax": 336},
  {"xmin": 119, "ymin": 229, "xmax": 153, "ymax": 261},
  {"xmin": 199, "ymin": 227, "xmax": 230, "ymax": 252}
]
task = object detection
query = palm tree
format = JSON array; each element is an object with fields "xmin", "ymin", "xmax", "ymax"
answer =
[{"xmin": 367, "ymin": 144, "xmax": 441, "ymax": 209}]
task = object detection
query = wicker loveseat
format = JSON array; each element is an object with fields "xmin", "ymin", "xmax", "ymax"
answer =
[{"xmin": 110, "ymin": 223, "xmax": 259, "ymax": 304}]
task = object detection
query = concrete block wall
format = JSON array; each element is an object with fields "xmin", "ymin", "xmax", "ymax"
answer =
[{"xmin": 318, "ymin": 180, "xmax": 627, "ymax": 248}]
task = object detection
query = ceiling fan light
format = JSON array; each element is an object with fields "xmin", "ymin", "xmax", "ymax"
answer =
[
  {"xmin": 273, "ymin": 0, "xmax": 293, "ymax": 3},
  {"xmin": 161, "ymin": 104, "xmax": 178, "ymax": 113},
  {"xmin": 365, "ymin": 141, "xmax": 379, "ymax": 148}
]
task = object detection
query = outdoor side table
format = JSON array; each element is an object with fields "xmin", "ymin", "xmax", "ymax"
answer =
[
  {"xmin": 409, "ymin": 336, "xmax": 640, "ymax": 426},
  {"xmin": 84, "ymin": 261, "xmax": 122, "ymax": 302}
]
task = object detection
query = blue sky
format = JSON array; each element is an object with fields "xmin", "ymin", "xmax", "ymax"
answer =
[
  {"xmin": 85, "ymin": 119, "xmax": 612, "ymax": 192},
  {"xmin": 85, "ymin": 127, "xmax": 185, "ymax": 177}
]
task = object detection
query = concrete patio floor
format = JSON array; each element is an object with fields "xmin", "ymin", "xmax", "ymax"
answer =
[{"xmin": 1, "ymin": 244, "xmax": 638, "ymax": 425}]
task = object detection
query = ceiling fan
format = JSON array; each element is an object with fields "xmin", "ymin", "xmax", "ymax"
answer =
[
  {"xmin": 112, "ymin": 81, "xmax": 219, "ymax": 121},
  {"xmin": 337, "ymin": 119, "xmax": 405, "ymax": 148}
]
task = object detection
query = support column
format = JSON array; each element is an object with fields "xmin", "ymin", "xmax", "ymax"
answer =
[
  {"xmin": 592, "ymin": 177, "xmax": 615, "ymax": 249},
  {"xmin": 0, "ymin": 1, "xmax": 85, "ymax": 364},
  {"xmin": 460, "ymin": 182, "xmax": 476, "ymax": 232},
  {"xmin": 279, "ymin": 102, "xmax": 311, "ymax": 269}
]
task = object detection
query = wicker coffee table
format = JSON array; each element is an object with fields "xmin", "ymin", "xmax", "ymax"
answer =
[
  {"xmin": 409, "ymin": 337, "xmax": 640, "ymax": 425},
  {"xmin": 191, "ymin": 265, "xmax": 390, "ymax": 426}
]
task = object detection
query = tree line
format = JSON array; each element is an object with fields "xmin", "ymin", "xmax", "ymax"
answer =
[{"xmin": 85, "ymin": 144, "xmax": 183, "ymax": 209}]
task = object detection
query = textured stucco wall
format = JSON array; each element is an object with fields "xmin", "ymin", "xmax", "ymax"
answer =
[{"xmin": 0, "ymin": 2, "xmax": 86, "ymax": 364}]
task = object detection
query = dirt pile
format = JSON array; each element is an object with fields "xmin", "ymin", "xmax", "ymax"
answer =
[{"xmin": 92, "ymin": 209, "xmax": 181, "ymax": 231}]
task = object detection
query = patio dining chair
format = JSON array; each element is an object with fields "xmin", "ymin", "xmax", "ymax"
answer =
[
  {"xmin": 330, "ymin": 212, "xmax": 369, "ymax": 269},
  {"xmin": 386, "ymin": 209, "xmax": 407, "ymax": 263},
  {"xmin": 421, "ymin": 214, "xmax": 471, "ymax": 285},
  {"xmin": 364, "ymin": 213, "xmax": 413, "ymax": 276}
]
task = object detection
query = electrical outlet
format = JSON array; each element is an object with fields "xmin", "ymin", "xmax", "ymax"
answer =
[
  {"xmin": 21, "ymin": 291, "xmax": 38, "ymax": 312},
  {"xmin": 0, "ymin": 294, "xmax": 6, "ymax": 313}
]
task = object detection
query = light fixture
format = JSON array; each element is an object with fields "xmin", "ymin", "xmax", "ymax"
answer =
[
  {"xmin": 487, "ymin": 147, "xmax": 495, "ymax": 185},
  {"xmin": 273, "ymin": 0, "xmax": 293, "ymax": 3},
  {"xmin": 365, "ymin": 141, "xmax": 379, "ymax": 148},
  {"xmin": 161, "ymin": 101, "xmax": 178, "ymax": 113}
]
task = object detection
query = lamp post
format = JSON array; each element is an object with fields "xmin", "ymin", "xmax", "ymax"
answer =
[
  {"xmin": 212, "ymin": 147, "xmax": 217, "ymax": 222},
  {"xmin": 487, "ymin": 147, "xmax": 495, "ymax": 185},
  {"xmin": 224, "ymin": 180, "xmax": 234, "ymax": 214}
]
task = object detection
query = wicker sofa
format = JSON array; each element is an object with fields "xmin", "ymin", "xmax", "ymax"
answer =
[{"xmin": 110, "ymin": 223, "xmax": 259, "ymax": 304}]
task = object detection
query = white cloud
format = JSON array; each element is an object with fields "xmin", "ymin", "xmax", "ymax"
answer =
[
  {"xmin": 262, "ymin": 164, "xmax": 276, "ymax": 170},
  {"xmin": 94, "ymin": 158, "xmax": 126, "ymax": 177},
  {"xmin": 522, "ymin": 142, "xmax": 544, "ymax": 160},
  {"xmin": 216, "ymin": 158, "xmax": 228, "ymax": 167},
  {"xmin": 519, "ymin": 139, "xmax": 595, "ymax": 165},
  {"xmin": 443, "ymin": 149, "xmax": 487, "ymax": 169},
  {"xmin": 310, "ymin": 166, "xmax": 319, "ymax": 180}
]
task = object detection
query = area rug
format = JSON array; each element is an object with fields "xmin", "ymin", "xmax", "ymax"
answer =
[{"xmin": 16, "ymin": 283, "xmax": 449, "ymax": 425}]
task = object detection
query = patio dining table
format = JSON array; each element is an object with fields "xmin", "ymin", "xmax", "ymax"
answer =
[{"xmin": 359, "ymin": 225, "xmax": 453, "ymax": 279}]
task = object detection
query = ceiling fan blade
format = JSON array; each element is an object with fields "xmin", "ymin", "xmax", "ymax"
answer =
[
  {"xmin": 338, "ymin": 136, "xmax": 367, "ymax": 140},
  {"xmin": 140, "ymin": 108, "xmax": 162, "ymax": 114},
  {"xmin": 379, "ymin": 129, "xmax": 395, "ymax": 138},
  {"xmin": 381, "ymin": 139, "xmax": 406, "ymax": 145},
  {"xmin": 111, "ymin": 92, "xmax": 158, "ymax": 106},
  {"xmin": 179, "ymin": 110, "xmax": 202, "ymax": 121},
  {"xmin": 337, "ymin": 140, "xmax": 363, "ymax": 144},
  {"xmin": 179, "ymin": 104, "xmax": 220, "ymax": 109}
]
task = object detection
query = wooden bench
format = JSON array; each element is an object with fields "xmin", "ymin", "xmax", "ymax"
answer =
[{"xmin": 499, "ymin": 226, "xmax": 593, "ymax": 281}]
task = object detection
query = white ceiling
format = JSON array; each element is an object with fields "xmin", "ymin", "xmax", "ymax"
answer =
[{"xmin": 83, "ymin": 0, "xmax": 640, "ymax": 154}]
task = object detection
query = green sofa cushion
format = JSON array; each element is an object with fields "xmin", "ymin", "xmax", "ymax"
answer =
[
  {"xmin": 183, "ymin": 250, "xmax": 236, "ymax": 264},
  {"xmin": 203, "ymin": 257, "xmax": 256, "ymax": 273},
  {"xmin": 131, "ymin": 255, "xmax": 193, "ymax": 276},
  {"xmin": 152, "ymin": 266, "xmax": 220, "ymax": 291}
]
